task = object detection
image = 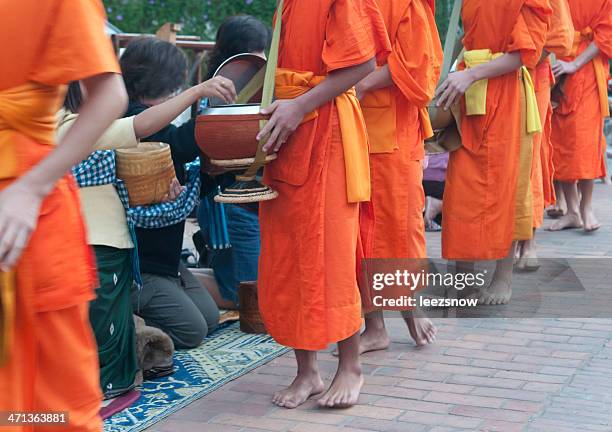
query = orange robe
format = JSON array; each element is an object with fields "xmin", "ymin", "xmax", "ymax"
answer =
[
  {"xmin": 359, "ymin": 0, "xmax": 441, "ymax": 312},
  {"xmin": 442, "ymin": 0, "xmax": 550, "ymax": 261},
  {"xmin": 532, "ymin": 0, "xmax": 574, "ymax": 227},
  {"xmin": 258, "ymin": 0, "xmax": 390, "ymax": 351},
  {"xmin": 551, "ymin": 0, "xmax": 612, "ymax": 182},
  {"xmin": 0, "ymin": 1, "xmax": 119, "ymax": 431}
]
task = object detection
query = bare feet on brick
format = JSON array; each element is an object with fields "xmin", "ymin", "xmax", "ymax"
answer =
[
  {"xmin": 477, "ymin": 278, "xmax": 512, "ymax": 305},
  {"xmin": 402, "ymin": 308, "xmax": 437, "ymax": 346},
  {"xmin": 357, "ymin": 326, "xmax": 390, "ymax": 354},
  {"xmin": 317, "ymin": 366, "xmax": 363, "ymax": 408},
  {"xmin": 547, "ymin": 212, "xmax": 583, "ymax": 231},
  {"xmin": 273, "ymin": 350, "xmax": 325, "ymax": 409},
  {"xmin": 581, "ymin": 207, "xmax": 601, "ymax": 232},
  {"xmin": 272, "ymin": 371, "xmax": 325, "ymax": 409},
  {"xmin": 333, "ymin": 311, "xmax": 390, "ymax": 356}
]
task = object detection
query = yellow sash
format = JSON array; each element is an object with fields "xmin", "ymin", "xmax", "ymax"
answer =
[
  {"xmin": 361, "ymin": 88, "xmax": 433, "ymax": 154},
  {"xmin": 0, "ymin": 271, "xmax": 15, "ymax": 366},
  {"xmin": 464, "ymin": 49, "xmax": 542, "ymax": 134},
  {"xmin": 570, "ymin": 27, "xmax": 610, "ymax": 118},
  {"xmin": 0, "ymin": 82, "xmax": 64, "ymax": 179},
  {"xmin": 275, "ymin": 68, "xmax": 371, "ymax": 202}
]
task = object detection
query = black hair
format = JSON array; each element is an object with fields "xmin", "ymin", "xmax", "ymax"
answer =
[
  {"xmin": 206, "ymin": 15, "xmax": 272, "ymax": 79},
  {"xmin": 120, "ymin": 37, "xmax": 188, "ymax": 102},
  {"xmin": 64, "ymin": 81, "xmax": 83, "ymax": 113}
]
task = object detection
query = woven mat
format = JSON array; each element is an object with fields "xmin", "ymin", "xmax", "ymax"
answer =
[{"xmin": 103, "ymin": 322, "xmax": 288, "ymax": 432}]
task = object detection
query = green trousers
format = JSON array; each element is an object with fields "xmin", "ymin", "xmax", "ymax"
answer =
[{"xmin": 90, "ymin": 246, "xmax": 139, "ymax": 399}]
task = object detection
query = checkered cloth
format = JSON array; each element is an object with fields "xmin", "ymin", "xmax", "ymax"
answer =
[
  {"xmin": 72, "ymin": 151, "xmax": 201, "ymax": 229},
  {"xmin": 72, "ymin": 151, "xmax": 202, "ymax": 288}
]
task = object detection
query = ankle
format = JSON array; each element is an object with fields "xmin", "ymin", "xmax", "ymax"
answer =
[{"xmin": 337, "ymin": 362, "xmax": 362, "ymax": 376}]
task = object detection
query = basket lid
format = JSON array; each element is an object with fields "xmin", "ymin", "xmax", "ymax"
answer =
[{"xmin": 116, "ymin": 142, "xmax": 169, "ymax": 155}]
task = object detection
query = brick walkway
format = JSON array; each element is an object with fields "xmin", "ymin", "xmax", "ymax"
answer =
[{"xmin": 153, "ymin": 183, "xmax": 612, "ymax": 432}]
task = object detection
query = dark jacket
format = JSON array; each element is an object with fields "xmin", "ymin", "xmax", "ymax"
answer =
[{"xmin": 126, "ymin": 102, "xmax": 199, "ymax": 277}]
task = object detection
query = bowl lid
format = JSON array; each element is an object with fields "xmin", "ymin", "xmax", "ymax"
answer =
[{"xmin": 209, "ymin": 53, "xmax": 266, "ymax": 107}]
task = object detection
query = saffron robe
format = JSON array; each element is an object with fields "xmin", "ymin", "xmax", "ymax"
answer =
[
  {"xmin": 551, "ymin": 0, "xmax": 612, "ymax": 182},
  {"xmin": 359, "ymin": 0, "xmax": 442, "ymax": 313},
  {"xmin": 0, "ymin": 1, "xmax": 119, "ymax": 430},
  {"xmin": 258, "ymin": 0, "xmax": 391, "ymax": 350},
  {"xmin": 442, "ymin": 0, "xmax": 550, "ymax": 260},
  {"xmin": 532, "ymin": 0, "xmax": 574, "ymax": 227}
]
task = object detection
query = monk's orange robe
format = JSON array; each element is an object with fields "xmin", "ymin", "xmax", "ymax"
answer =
[
  {"xmin": 0, "ymin": 1, "xmax": 119, "ymax": 430},
  {"xmin": 258, "ymin": 0, "xmax": 391, "ymax": 350},
  {"xmin": 442, "ymin": 0, "xmax": 551, "ymax": 261},
  {"xmin": 551, "ymin": 0, "xmax": 612, "ymax": 182},
  {"xmin": 358, "ymin": 0, "xmax": 442, "ymax": 312},
  {"xmin": 532, "ymin": 0, "xmax": 574, "ymax": 227}
]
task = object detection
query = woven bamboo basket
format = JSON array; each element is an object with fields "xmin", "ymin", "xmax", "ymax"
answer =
[
  {"xmin": 116, "ymin": 142, "xmax": 176, "ymax": 207},
  {"xmin": 238, "ymin": 281, "xmax": 267, "ymax": 334}
]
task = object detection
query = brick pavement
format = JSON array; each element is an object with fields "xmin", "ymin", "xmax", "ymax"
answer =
[{"xmin": 152, "ymin": 183, "xmax": 612, "ymax": 432}]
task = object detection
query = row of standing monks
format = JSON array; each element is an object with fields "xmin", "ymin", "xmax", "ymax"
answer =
[{"xmin": 261, "ymin": 0, "xmax": 612, "ymax": 350}]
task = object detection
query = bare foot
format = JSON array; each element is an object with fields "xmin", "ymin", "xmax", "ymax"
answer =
[
  {"xmin": 581, "ymin": 208, "xmax": 601, "ymax": 232},
  {"xmin": 332, "ymin": 326, "xmax": 390, "ymax": 356},
  {"xmin": 272, "ymin": 372, "xmax": 325, "ymax": 409},
  {"xmin": 358, "ymin": 326, "xmax": 390, "ymax": 354},
  {"xmin": 546, "ymin": 206, "xmax": 566, "ymax": 219},
  {"xmin": 402, "ymin": 310, "xmax": 437, "ymax": 346},
  {"xmin": 477, "ymin": 279, "xmax": 512, "ymax": 305},
  {"xmin": 515, "ymin": 239, "xmax": 539, "ymax": 272},
  {"xmin": 317, "ymin": 367, "xmax": 363, "ymax": 408},
  {"xmin": 424, "ymin": 197, "xmax": 443, "ymax": 223},
  {"xmin": 547, "ymin": 213, "xmax": 583, "ymax": 231}
]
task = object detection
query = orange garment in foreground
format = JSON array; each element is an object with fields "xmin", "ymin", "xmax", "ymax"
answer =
[
  {"xmin": 258, "ymin": 0, "xmax": 390, "ymax": 351},
  {"xmin": 551, "ymin": 0, "xmax": 612, "ymax": 182},
  {"xmin": 359, "ymin": 0, "xmax": 441, "ymax": 313},
  {"xmin": 531, "ymin": 0, "xmax": 574, "ymax": 228},
  {"xmin": 0, "ymin": 1, "xmax": 119, "ymax": 431},
  {"xmin": 442, "ymin": 0, "xmax": 550, "ymax": 261}
]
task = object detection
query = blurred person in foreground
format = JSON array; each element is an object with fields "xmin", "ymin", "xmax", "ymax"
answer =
[{"xmin": 0, "ymin": 1, "xmax": 127, "ymax": 430}]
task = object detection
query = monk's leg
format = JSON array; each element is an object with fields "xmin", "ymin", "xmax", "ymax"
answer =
[
  {"xmin": 272, "ymin": 349, "xmax": 324, "ymax": 409},
  {"xmin": 455, "ymin": 261, "xmax": 477, "ymax": 298},
  {"xmin": 578, "ymin": 179, "xmax": 601, "ymax": 232},
  {"xmin": 401, "ymin": 306, "xmax": 437, "ymax": 346},
  {"xmin": 333, "ymin": 311, "xmax": 390, "ymax": 356},
  {"xmin": 318, "ymin": 331, "xmax": 363, "ymax": 408},
  {"xmin": 549, "ymin": 181, "xmax": 583, "ymax": 231},
  {"xmin": 359, "ymin": 311, "xmax": 390, "ymax": 354},
  {"xmin": 478, "ymin": 242, "xmax": 516, "ymax": 305},
  {"xmin": 516, "ymin": 229, "xmax": 540, "ymax": 271},
  {"xmin": 547, "ymin": 181, "xmax": 567, "ymax": 218}
]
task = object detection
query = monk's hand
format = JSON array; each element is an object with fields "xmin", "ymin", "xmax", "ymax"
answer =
[
  {"xmin": 197, "ymin": 76, "xmax": 237, "ymax": 104},
  {"xmin": 161, "ymin": 178, "xmax": 185, "ymax": 202},
  {"xmin": 258, "ymin": 100, "xmax": 305, "ymax": 153},
  {"xmin": 0, "ymin": 181, "xmax": 43, "ymax": 271},
  {"xmin": 436, "ymin": 70, "xmax": 476, "ymax": 111},
  {"xmin": 552, "ymin": 60, "xmax": 577, "ymax": 78}
]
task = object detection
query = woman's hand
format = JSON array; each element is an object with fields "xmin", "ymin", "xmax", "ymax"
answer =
[
  {"xmin": 0, "ymin": 181, "xmax": 44, "ymax": 270},
  {"xmin": 197, "ymin": 76, "xmax": 237, "ymax": 104},
  {"xmin": 552, "ymin": 60, "xmax": 578, "ymax": 78},
  {"xmin": 162, "ymin": 178, "xmax": 185, "ymax": 202},
  {"xmin": 436, "ymin": 69, "xmax": 477, "ymax": 111},
  {"xmin": 257, "ymin": 99, "xmax": 306, "ymax": 153}
]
